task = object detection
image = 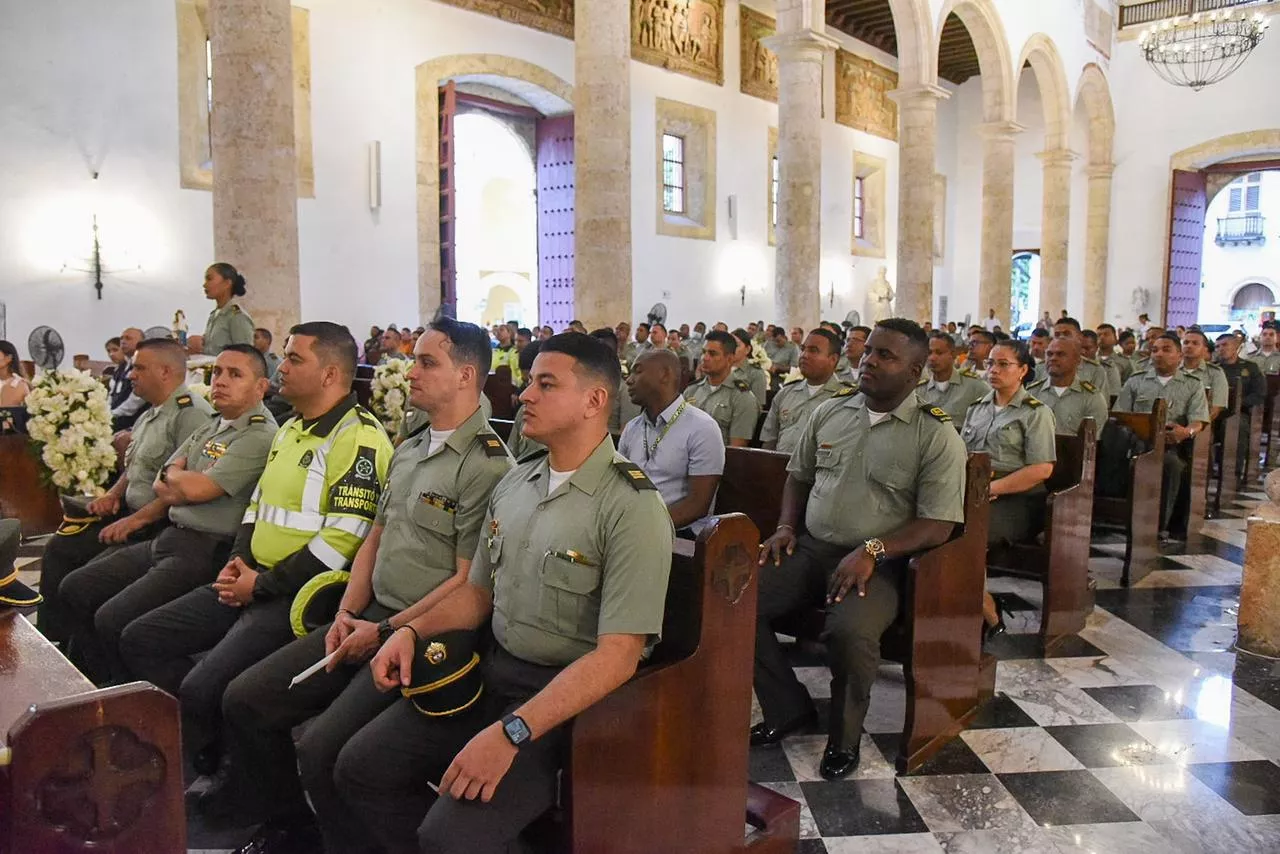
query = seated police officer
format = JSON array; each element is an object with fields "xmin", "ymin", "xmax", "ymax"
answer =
[
  {"xmin": 1180, "ymin": 327, "xmax": 1228, "ymax": 421},
  {"xmin": 38, "ymin": 337, "xmax": 214, "ymax": 646},
  {"xmin": 59, "ymin": 345, "xmax": 277, "ymax": 684},
  {"xmin": 751, "ymin": 319, "xmax": 966, "ymax": 780},
  {"xmin": 917, "ymin": 332, "xmax": 987, "ymax": 426},
  {"xmin": 761, "ymin": 329, "xmax": 852, "ymax": 455},
  {"xmin": 686, "ymin": 330, "xmax": 761, "ymax": 447},
  {"xmin": 119, "ymin": 322, "xmax": 394, "ymax": 778},
  {"xmin": 1027, "ymin": 336, "xmax": 1109, "ymax": 436},
  {"xmin": 729, "ymin": 328, "xmax": 769, "ymax": 408},
  {"xmin": 333, "ymin": 332, "xmax": 673, "ymax": 853},
  {"xmin": 215, "ymin": 318, "xmax": 513, "ymax": 853},
  {"xmin": 1215, "ymin": 332, "xmax": 1266, "ymax": 479}
]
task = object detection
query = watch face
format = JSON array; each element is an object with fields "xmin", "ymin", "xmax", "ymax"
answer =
[{"xmin": 505, "ymin": 716, "xmax": 531, "ymax": 744}]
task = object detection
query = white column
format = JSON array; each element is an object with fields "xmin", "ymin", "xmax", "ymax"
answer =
[
  {"xmin": 1037, "ymin": 148, "xmax": 1076, "ymax": 319},
  {"xmin": 978, "ymin": 121, "xmax": 1024, "ymax": 326},
  {"xmin": 888, "ymin": 85, "xmax": 950, "ymax": 322},
  {"xmin": 1085, "ymin": 163, "xmax": 1115, "ymax": 326}
]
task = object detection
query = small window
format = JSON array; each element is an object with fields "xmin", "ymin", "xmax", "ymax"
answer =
[
  {"xmin": 853, "ymin": 176, "xmax": 865, "ymax": 240},
  {"xmin": 1229, "ymin": 172, "xmax": 1262, "ymax": 214},
  {"xmin": 662, "ymin": 133, "xmax": 686, "ymax": 214},
  {"xmin": 770, "ymin": 155, "xmax": 779, "ymax": 227},
  {"xmin": 204, "ymin": 37, "xmax": 214, "ymax": 168}
]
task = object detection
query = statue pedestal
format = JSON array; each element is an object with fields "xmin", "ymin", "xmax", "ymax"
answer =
[{"xmin": 1240, "ymin": 503, "xmax": 1280, "ymax": 659}]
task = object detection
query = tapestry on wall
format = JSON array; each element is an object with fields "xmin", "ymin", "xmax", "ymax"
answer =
[
  {"xmin": 835, "ymin": 49, "xmax": 898, "ymax": 142},
  {"xmin": 739, "ymin": 4, "xmax": 777, "ymax": 102}
]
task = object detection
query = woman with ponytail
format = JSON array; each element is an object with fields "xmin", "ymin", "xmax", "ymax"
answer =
[{"xmin": 202, "ymin": 262, "xmax": 256, "ymax": 355}]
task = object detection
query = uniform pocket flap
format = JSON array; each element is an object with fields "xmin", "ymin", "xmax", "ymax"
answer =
[{"xmin": 541, "ymin": 553, "xmax": 600, "ymax": 595}]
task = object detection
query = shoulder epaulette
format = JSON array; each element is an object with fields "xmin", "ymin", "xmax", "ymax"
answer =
[
  {"xmin": 784, "ymin": 377, "xmax": 805, "ymax": 387},
  {"xmin": 517, "ymin": 449, "xmax": 549, "ymax": 465},
  {"xmin": 840, "ymin": 381, "xmax": 858, "ymax": 390},
  {"xmin": 923, "ymin": 405, "xmax": 952, "ymax": 423},
  {"xmin": 833, "ymin": 385, "xmax": 857, "ymax": 398},
  {"xmin": 1080, "ymin": 380, "xmax": 1097, "ymax": 394},
  {"xmin": 356, "ymin": 408, "xmax": 382, "ymax": 429},
  {"xmin": 477, "ymin": 434, "xmax": 508, "ymax": 457},
  {"xmin": 613, "ymin": 460, "xmax": 657, "ymax": 491},
  {"xmin": 917, "ymin": 377, "xmax": 928, "ymax": 387},
  {"xmin": 249, "ymin": 414, "xmax": 267, "ymax": 424},
  {"xmin": 226, "ymin": 304, "xmax": 241, "ymax": 314},
  {"xmin": 1025, "ymin": 396, "xmax": 1044, "ymax": 407},
  {"xmin": 733, "ymin": 379, "xmax": 752, "ymax": 392},
  {"xmin": 960, "ymin": 368, "xmax": 981, "ymax": 379},
  {"xmin": 1028, "ymin": 378, "xmax": 1046, "ymax": 389},
  {"xmin": 176, "ymin": 394, "xmax": 193, "ymax": 408}
]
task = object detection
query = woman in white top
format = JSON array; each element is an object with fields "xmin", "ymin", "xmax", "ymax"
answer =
[{"xmin": 0, "ymin": 340, "xmax": 31, "ymax": 407}]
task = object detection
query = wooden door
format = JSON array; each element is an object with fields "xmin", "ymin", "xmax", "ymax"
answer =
[
  {"xmin": 536, "ymin": 115, "xmax": 575, "ymax": 330},
  {"xmin": 1164, "ymin": 169, "xmax": 1206, "ymax": 328},
  {"xmin": 438, "ymin": 82, "xmax": 458, "ymax": 318}
]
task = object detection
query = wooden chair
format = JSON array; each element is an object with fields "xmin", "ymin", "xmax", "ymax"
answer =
[
  {"xmin": 1243, "ymin": 386, "xmax": 1264, "ymax": 487},
  {"xmin": 0, "ymin": 614, "xmax": 184, "ymax": 853},
  {"xmin": 717, "ymin": 447, "xmax": 995, "ymax": 773},
  {"xmin": 987, "ymin": 419, "xmax": 1097, "ymax": 651},
  {"xmin": 1093, "ymin": 399, "xmax": 1166, "ymax": 586}
]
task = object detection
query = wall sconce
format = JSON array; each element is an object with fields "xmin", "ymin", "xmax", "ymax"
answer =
[
  {"xmin": 726, "ymin": 194, "xmax": 738, "ymax": 240},
  {"xmin": 368, "ymin": 141, "xmax": 382, "ymax": 210}
]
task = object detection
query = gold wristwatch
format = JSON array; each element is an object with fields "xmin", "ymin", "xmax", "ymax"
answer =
[{"xmin": 863, "ymin": 538, "xmax": 886, "ymax": 564}]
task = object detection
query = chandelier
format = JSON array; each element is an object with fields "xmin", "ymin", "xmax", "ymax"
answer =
[{"xmin": 1139, "ymin": 8, "xmax": 1270, "ymax": 91}]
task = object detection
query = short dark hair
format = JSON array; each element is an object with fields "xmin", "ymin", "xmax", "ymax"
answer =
[
  {"xmin": 1030, "ymin": 328, "xmax": 1050, "ymax": 340},
  {"xmin": 1119, "ymin": 330, "xmax": 1136, "ymax": 344},
  {"xmin": 518, "ymin": 340, "xmax": 542, "ymax": 376},
  {"xmin": 873, "ymin": 318, "xmax": 929, "ymax": 363},
  {"xmin": 540, "ymin": 332, "xmax": 622, "ymax": 394},
  {"xmin": 705, "ymin": 329, "xmax": 738, "ymax": 355},
  {"xmin": 209, "ymin": 262, "xmax": 247, "ymax": 297},
  {"xmin": 1157, "ymin": 331, "xmax": 1182, "ymax": 348},
  {"xmin": 135, "ymin": 337, "xmax": 189, "ymax": 372},
  {"xmin": 730, "ymin": 328, "xmax": 752, "ymax": 351},
  {"xmin": 589, "ymin": 327, "xmax": 619, "ymax": 350},
  {"xmin": 254, "ymin": 327, "xmax": 273, "ymax": 343},
  {"xmin": 808, "ymin": 328, "xmax": 841, "ymax": 356},
  {"xmin": 105, "ymin": 336, "xmax": 121, "ymax": 348},
  {"xmin": 288, "ymin": 321, "xmax": 358, "ymax": 382},
  {"xmin": 1263, "ymin": 321, "xmax": 1278, "ymax": 331},
  {"xmin": 1097, "ymin": 323, "xmax": 1116, "ymax": 334},
  {"xmin": 1082, "ymin": 329, "xmax": 1099, "ymax": 343},
  {"xmin": 929, "ymin": 331, "xmax": 956, "ymax": 351},
  {"xmin": 992, "ymin": 339, "xmax": 1037, "ymax": 387},
  {"xmin": 1183, "ymin": 326, "xmax": 1212, "ymax": 350},
  {"xmin": 849, "ymin": 325, "xmax": 872, "ymax": 338},
  {"xmin": 516, "ymin": 327, "xmax": 532, "ymax": 339},
  {"xmin": 969, "ymin": 329, "xmax": 996, "ymax": 347},
  {"xmin": 637, "ymin": 322, "xmax": 650, "ymax": 332},
  {"xmin": 1055, "ymin": 317, "xmax": 1082, "ymax": 332},
  {"xmin": 427, "ymin": 316, "xmax": 491, "ymax": 381},
  {"xmin": 219, "ymin": 343, "xmax": 269, "ymax": 379},
  {"xmin": 650, "ymin": 323, "xmax": 666, "ymax": 334}
]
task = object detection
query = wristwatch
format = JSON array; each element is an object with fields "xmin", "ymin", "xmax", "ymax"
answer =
[
  {"xmin": 863, "ymin": 538, "xmax": 886, "ymax": 564},
  {"xmin": 377, "ymin": 618, "xmax": 395, "ymax": 644},
  {"xmin": 501, "ymin": 713, "xmax": 532, "ymax": 748}
]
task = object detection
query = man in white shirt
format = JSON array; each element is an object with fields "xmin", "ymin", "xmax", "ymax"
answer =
[{"xmin": 984, "ymin": 309, "xmax": 1002, "ymax": 332}]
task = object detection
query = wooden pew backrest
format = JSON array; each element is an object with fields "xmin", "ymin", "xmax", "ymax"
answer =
[{"xmin": 719, "ymin": 446, "xmax": 791, "ymax": 537}]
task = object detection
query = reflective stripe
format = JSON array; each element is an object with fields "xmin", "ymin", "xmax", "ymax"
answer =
[
  {"xmin": 241, "ymin": 510, "xmax": 257, "ymax": 524},
  {"xmin": 300, "ymin": 413, "xmax": 362, "ymax": 516},
  {"xmin": 324, "ymin": 516, "xmax": 372, "ymax": 538},
  {"xmin": 257, "ymin": 502, "xmax": 324, "ymax": 532},
  {"xmin": 308, "ymin": 537, "xmax": 349, "ymax": 570}
]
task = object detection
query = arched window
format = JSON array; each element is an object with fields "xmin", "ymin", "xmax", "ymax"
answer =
[{"xmin": 1232, "ymin": 282, "xmax": 1275, "ymax": 313}]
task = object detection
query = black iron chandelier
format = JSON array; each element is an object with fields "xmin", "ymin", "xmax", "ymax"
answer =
[{"xmin": 1139, "ymin": 8, "xmax": 1270, "ymax": 91}]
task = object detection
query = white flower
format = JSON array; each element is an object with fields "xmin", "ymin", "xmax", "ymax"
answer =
[
  {"xmin": 26, "ymin": 369, "xmax": 117, "ymax": 496},
  {"xmin": 370, "ymin": 361, "xmax": 411, "ymax": 434}
]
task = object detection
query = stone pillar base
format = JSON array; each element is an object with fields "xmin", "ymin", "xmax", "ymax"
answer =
[{"xmin": 1240, "ymin": 504, "xmax": 1280, "ymax": 659}]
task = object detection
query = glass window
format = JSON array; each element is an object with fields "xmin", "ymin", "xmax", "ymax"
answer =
[
  {"xmin": 770, "ymin": 156, "xmax": 779, "ymax": 228},
  {"xmin": 662, "ymin": 133, "xmax": 685, "ymax": 214},
  {"xmin": 853, "ymin": 176, "xmax": 865, "ymax": 240},
  {"xmin": 1228, "ymin": 172, "xmax": 1262, "ymax": 214}
]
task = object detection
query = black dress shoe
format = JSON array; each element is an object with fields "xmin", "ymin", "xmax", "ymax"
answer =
[
  {"xmin": 819, "ymin": 742, "xmax": 861, "ymax": 780},
  {"xmin": 984, "ymin": 594, "xmax": 1009, "ymax": 645},
  {"xmin": 233, "ymin": 820, "xmax": 321, "ymax": 854},
  {"xmin": 749, "ymin": 709, "xmax": 818, "ymax": 747}
]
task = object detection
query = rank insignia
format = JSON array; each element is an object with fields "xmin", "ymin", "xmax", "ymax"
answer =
[{"xmin": 424, "ymin": 642, "xmax": 447, "ymax": 665}]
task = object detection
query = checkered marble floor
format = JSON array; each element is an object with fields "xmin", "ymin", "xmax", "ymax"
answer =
[{"xmin": 14, "ymin": 490, "xmax": 1280, "ymax": 853}]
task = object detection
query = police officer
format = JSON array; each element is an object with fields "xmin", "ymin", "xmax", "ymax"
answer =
[
  {"xmin": 38, "ymin": 337, "xmax": 214, "ymax": 645},
  {"xmin": 203, "ymin": 263, "xmax": 257, "ymax": 356},
  {"xmin": 216, "ymin": 318, "xmax": 513, "ymax": 852},
  {"xmin": 1040, "ymin": 319, "xmax": 1111, "ymax": 395},
  {"xmin": 58, "ymin": 345, "xmax": 276, "ymax": 684},
  {"xmin": 119, "ymin": 322, "xmax": 394, "ymax": 778},
  {"xmin": 331, "ymin": 332, "xmax": 673, "ymax": 853},
  {"xmin": 1028, "ymin": 337, "xmax": 1110, "ymax": 436},
  {"xmin": 1216, "ymin": 332, "xmax": 1266, "ymax": 480},
  {"xmin": 918, "ymin": 332, "xmax": 988, "ymax": 426},
  {"xmin": 1249, "ymin": 322, "xmax": 1280, "ymax": 374},
  {"xmin": 767, "ymin": 327, "xmax": 800, "ymax": 380},
  {"xmin": 1181, "ymin": 328, "xmax": 1229, "ymax": 419},
  {"xmin": 1082, "ymin": 330, "xmax": 1123, "ymax": 397},
  {"xmin": 589, "ymin": 328, "xmax": 642, "ymax": 435},
  {"xmin": 961, "ymin": 340, "xmax": 1056, "ymax": 635},
  {"xmin": 398, "ymin": 393, "xmax": 493, "ymax": 446},
  {"xmin": 686, "ymin": 330, "xmax": 761, "ymax": 447},
  {"xmin": 1114, "ymin": 331, "xmax": 1211, "ymax": 539},
  {"xmin": 760, "ymin": 329, "xmax": 851, "ymax": 454},
  {"xmin": 1097, "ymin": 323, "xmax": 1134, "ymax": 384},
  {"xmin": 730, "ymin": 328, "xmax": 769, "ymax": 408},
  {"xmin": 835, "ymin": 325, "xmax": 867, "ymax": 383},
  {"xmin": 750, "ymin": 319, "xmax": 966, "ymax": 780}
]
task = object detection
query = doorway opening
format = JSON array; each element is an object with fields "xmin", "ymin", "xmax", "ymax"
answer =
[{"xmin": 1011, "ymin": 250, "xmax": 1042, "ymax": 336}]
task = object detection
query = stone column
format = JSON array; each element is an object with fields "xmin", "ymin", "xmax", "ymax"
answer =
[
  {"xmin": 764, "ymin": 27, "xmax": 837, "ymax": 331},
  {"xmin": 1037, "ymin": 149, "xmax": 1076, "ymax": 320},
  {"xmin": 978, "ymin": 121, "xmax": 1022, "ymax": 326},
  {"xmin": 573, "ymin": 0, "xmax": 631, "ymax": 330},
  {"xmin": 1084, "ymin": 163, "xmax": 1115, "ymax": 326},
  {"xmin": 209, "ymin": 0, "xmax": 300, "ymax": 345},
  {"xmin": 889, "ymin": 85, "xmax": 950, "ymax": 322}
]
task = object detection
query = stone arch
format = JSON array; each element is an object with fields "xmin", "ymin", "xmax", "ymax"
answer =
[
  {"xmin": 935, "ymin": 0, "xmax": 1015, "ymax": 122},
  {"xmin": 1016, "ymin": 33, "xmax": 1072, "ymax": 151},
  {"xmin": 1171, "ymin": 129, "xmax": 1280, "ymax": 171},
  {"xmin": 416, "ymin": 54, "xmax": 573, "ymax": 320},
  {"xmin": 1227, "ymin": 277, "xmax": 1278, "ymax": 311},
  {"xmin": 886, "ymin": 0, "xmax": 936, "ymax": 88},
  {"xmin": 1073, "ymin": 63, "xmax": 1115, "ymax": 167}
]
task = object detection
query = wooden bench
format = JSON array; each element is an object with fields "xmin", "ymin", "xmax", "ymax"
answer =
[
  {"xmin": 1093, "ymin": 399, "xmax": 1167, "ymax": 586},
  {"xmin": 0, "ymin": 432, "xmax": 62, "ymax": 536},
  {"xmin": 1243, "ymin": 383, "xmax": 1264, "ymax": 487},
  {"xmin": 987, "ymin": 419, "xmax": 1097, "ymax": 652},
  {"xmin": 1209, "ymin": 380, "xmax": 1242, "ymax": 517},
  {"xmin": 1186, "ymin": 390, "xmax": 1214, "ymax": 530},
  {"xmin": 717, "ymin": 447, "xmax": 996, "ymax": 774},
  {"xmin": 1264, "ymin": 375, "xmax": 1280, "ymax": 469},
  {"xmin": 536, "ymin": 514, "xmax": 800, "ymax": 854},
  {"xmin": 0, "ymin": 613, "xmax": 184, "ymax": 853},
  {"xmin": 484, "ymin": 367, "xmax": 517, "ymax": 420}
]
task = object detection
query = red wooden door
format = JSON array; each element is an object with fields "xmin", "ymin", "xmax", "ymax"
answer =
[
  {"xmin": 439, "ymin": 82, "xmax": 458, "ymax": 317},
  {"xmin": 1165, "ymin": 169, "xmax": 1206, "ymax": 328},
  {"xmin": 536, "ymin": 115, "xmax": 575, "ymax": 330}
]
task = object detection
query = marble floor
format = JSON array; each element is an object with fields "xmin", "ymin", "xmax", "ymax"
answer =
[{"xmin": 13, "ymin": 489, "xmax": 1280, "ymax": 854}]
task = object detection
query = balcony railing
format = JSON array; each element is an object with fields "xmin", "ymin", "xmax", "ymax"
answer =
[
  {"xmin": 1216, "ymin": 213, "xmax": 1267, "ymax": 245},
  {"xmin": 1119, "ymin": 0, "xmax": 1270, "ymax": 28}
]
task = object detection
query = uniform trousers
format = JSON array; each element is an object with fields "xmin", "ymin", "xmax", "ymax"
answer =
[
  {"xmin": 59, "ymin": 525, "xmax": 231, "ymax": 684},
  {"xmin": 219, "ymin": 602, "xmax": 396, "ymax": 843},
  {"xmin": 35, "ymin": 516, "xmax": 144, "ymax": 643},
  {"xmin": 1161, "ymin": 439, "xmax": 1192, "ymax": 533},
  {"xmin": 986, "ymin": 490, "xmax": 1044, "ymax": 546},
  {"xmin": 335, "ymin": 644, "xmax": 566, "ymax": 854},
  {"xmin": 119, "ymin": 584, "xmax": 295, "ymax": 759},
  {"xmin": 753, "ymin": 534, "xmax": 903, "ymax": 750}
]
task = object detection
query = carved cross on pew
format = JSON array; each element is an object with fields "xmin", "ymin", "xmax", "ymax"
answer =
[{"xmin": 38, "ymin": 724, "xmax": 166, "ymax": 841}]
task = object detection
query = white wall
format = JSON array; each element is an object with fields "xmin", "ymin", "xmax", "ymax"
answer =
[{"xmin": 1199, "ymin": 170, "xmax": 1280, "ymax": 325}]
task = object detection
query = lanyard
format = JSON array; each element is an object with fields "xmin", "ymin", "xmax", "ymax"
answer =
[{"xmin": 643, "ymin": 400, "xmax": 687, "ymax": 461}]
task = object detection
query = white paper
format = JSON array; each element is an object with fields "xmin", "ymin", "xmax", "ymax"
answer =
[{"xmin": 289, "ymin": 651, "xmax": 337, "ymax": 688}]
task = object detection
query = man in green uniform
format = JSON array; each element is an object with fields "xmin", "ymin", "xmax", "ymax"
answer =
[
  {"xmin": 1082, "ymin": 330, "xmax": 1123, "ymax": 396},
  {"xmin": 686, "ymin": 330, "xmax": 761, "ymax": 447},
  {"xmin": 1248, "ymin": 321, "xmax": 1280, "ymax": 374},
  {"xmin": 1216, "ymin": 332, "xmax": 1266, "ymax": 480},
  {"xmin": 918, "ymin": 332, "xmax": 987, "ymax": 425},
  {"xmin": 119, "ymin": 322, "xmax": 394, "ymax": 779},
  {"xmin": 1028, "ymin": 337, "xmax": 1110, "ymax": 435},
  {"xmin": 333, "ymin": 332, "xmax": 673, "ymax": 853},
  {"xmin": 730, "ymin": 328, "xmax": 769, "ymax": 407},
  {"xmin": 1181, "ymin": 328, "xmax": 1229, "ymax": 419},
  {"xmin": 58, "ymin": 345, "xmax": 276, "ymax": 684},
  {"xmin": 38, "ymin": 337, "xmax": 214, "ymax": 645},
  {"xmin": 215, "ymin": 318, "xmax": 513, "ymax": 852},
  {"xmin": 761, "ymin": 329, "xmax": 851, "ymax": 454},
  {"xmin": 1041, "ymin": 319, "xmax": 1111, "ymax": 395},
  {"xmin": 751, "ymin": 319, "xmax": 967, "ymax": 780},
  {"xmin": 1114, "ymin": 332, "xmax": 1211, "ymax": 538},
  {"xmin": 767, "ymin": 327, "xmax": 800, "ymax": 381},
  {"xmin": 1097, "ymin": 323, "xmax": 1134, "ymax": 384},
  {"xmin": 836, "ymin": 325, "xmax": 870, "ymax": 382}
]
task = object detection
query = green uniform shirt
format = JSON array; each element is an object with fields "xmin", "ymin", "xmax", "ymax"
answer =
[
  {"xmin": 1035, "ymin": 358, "xmax": 1111, "ymax": 397},
  {"xmin": 505, "ymin": 405, "xmax": 546, "ymax": 461},
  {"xmin": 469, "ymin": 437, "xmax": 674, "ymax": 667},
  {"xmin": 961, "ymin": 385, "xmax": 1057, "ymax": 476},
  {"xmin": 203, "ymin": 300, "xmax": 256, "ymax": 356},
  {"xmin": 123, "ymin": 385, "xmax": 216, "ymax": 511},
  {"xmin": 372, "ymin": 407, "xmax": 513, "ymax": 613},
  {"xmin": 916, "ymin": 371, "xmax": 988, "ymax": 427},
  {"xmin": 733, "ymin": 363, "xmax": 768, "ymax": 408},
  {"xmin": 1102, "ymin": 352, "xmax": 1134, "ymax": 384},
  {"xmin": 1026, "ymin": 377, "xmax": 1109, "ymax": 436},
  {"xmin": 166, "ymin": 403, "xmax": 277, "ymax": 536},
  {"xmin": 610, "ymin": 376, "xmax": 642, "ymax": 435},
  {"xmin": 788, "ymin": 390, "xmax": 967, "ymax": 547},
  {"xmin": 760, "ymin": 376, "xmax": 854, "ymax": 454},
  {"xmin": 1248, "ymin": 350, "xmax": 1280, "ymax": 375},
  {"xmin": 1181, "ymin": 361, "xmax": 1229, "ymax": 410},
  {"xmin": 398, "ymin": 394, "xmax": 493, "ymax": 443},
  {"xmin": 770, "ymin": 342, "xmax": 800, "ymax": 372},
  {"xmin": 684, "ymin": 375, "xmax": 760, "ymax": 444},
  {"xmin": 1113, "ymin": 368, "xmax": 1211, "ymax": 427}
]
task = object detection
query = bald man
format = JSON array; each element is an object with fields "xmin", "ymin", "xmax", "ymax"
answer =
[
  {"xmin": 1027, "ymin": 337, "xmax": 1109, "ymax": 435},
  {"xmin": 110, "ymin": 327, "xmax": 148, "ymax": 430}
]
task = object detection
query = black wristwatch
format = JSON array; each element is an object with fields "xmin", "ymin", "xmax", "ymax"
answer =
[
  {"xmin": 376, "ymin": 618, "xmax": 395, "ymax": 644},
  {"xmin": 501, "ymin": 713, "xmax": 532, "ymax": 748}
]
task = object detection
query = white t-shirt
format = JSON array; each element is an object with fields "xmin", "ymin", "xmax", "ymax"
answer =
[
  {"xmin": 547, "ymin": 467, "xmax": 577, "ymax": 494},
  {"xmin": 1051, "ymin": 385, "xmax": 1069, "ymax": 397},
  {"xmin": 805, "ymin": 383, "xmax": 824, "ymax": 397},
  {"xmin": 219, "ymin": 417, "xmax": 235, "ymax": 429},
  {"xmin": 427, "ymin": 427, "xmax": 455, "ymax": 456},
  {"xmin": 1155, "ymin": 374, "xmax": 1174, "ymax": 387},
  {"xmin": 931, "ymin": 380, "xmax": 951, "ymax": 393},
  {"xmin": 867, "ymin": 409, "xmax": 892, "ymax": 426},
  {"xmin": 984, "ymin": 317, "xmax": 1001, "ymax": 331}
]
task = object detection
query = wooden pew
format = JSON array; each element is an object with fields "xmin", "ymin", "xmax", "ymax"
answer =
[
  {"xmin": 1186, "ymin": 390, "xmax": 1213, "ymax": 529},
  {"xmin": 484, "ymin": 367, "xmax": 517, "ymax": 420},
  {"xmin": 717, "ymin": 447, "xmax": 996, "ymax": 774},
  {"xmin": 1210, "ymin": 380, "xmax": 1242, "ymax": 517},
  {"xmin": 1093, "ymin": 400, "xmax": 1166, "ymax": 586},
  {"xmin": 1243, "ymin": 388, "xmax": 1264, "ymax": 487},
  {"xmin": 987, "ymin": 419, "xmax": 1097, "ymax": 652},
  {"xmin": 1265, "ymin": 374, "xmax": 1280, "ymax": 469},
  {"xmin": 0, "ymin": 433, "xmax": 62, "ymax": 536},
  {"xmin": 540, "ymin": 514, "xmax": 800, "ymax": 854},
  {"xmin": 0, "ymin": 613, "xmax": 184, "ymax": 853}
]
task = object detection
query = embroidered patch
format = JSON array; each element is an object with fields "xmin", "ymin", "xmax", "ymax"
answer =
[
  {"xmin": 613, "ymin": 460, "xmax": 657, "ymax": 491},
  {"xmin": 925, "ymin": 406, "xmax": 952, "ymax": 423},
  {"xmin": 176, "ymin": 395, "xmax": 193, "ymax": 408}
]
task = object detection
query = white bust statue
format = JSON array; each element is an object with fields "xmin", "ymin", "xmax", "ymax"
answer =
[{"xmin": 868, "ymin": 266, "xmax": 895, "ymax": 322}]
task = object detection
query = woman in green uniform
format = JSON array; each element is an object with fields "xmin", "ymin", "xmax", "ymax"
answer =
[
  {"xmin": 961, "ymin": 340, "xmax": 1056, "ymax": 638},
  {"xmin": 202, "ymin": 262, "xmax": 256, "ymax": 356}
]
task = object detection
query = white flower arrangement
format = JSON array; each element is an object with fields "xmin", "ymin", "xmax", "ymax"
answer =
[
  {"xmin": 25, "ymin": 369, "xmax": 120, "ymax": 496},
  {"xmin": 749, "ymin": 342, "xmax": 775, "ymax": 390},
  {"xmin": 370, "ymin": 359, "xmax": 411, "ymax": 434},
  {"xmin": 188, "ymin": 382, "xmax": 212, "ymax": 402}
]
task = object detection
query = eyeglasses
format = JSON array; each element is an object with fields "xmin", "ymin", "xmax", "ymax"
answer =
[{"xmin": 982, "ymin": 359, "xmax": 1020, "ymax": 371}]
